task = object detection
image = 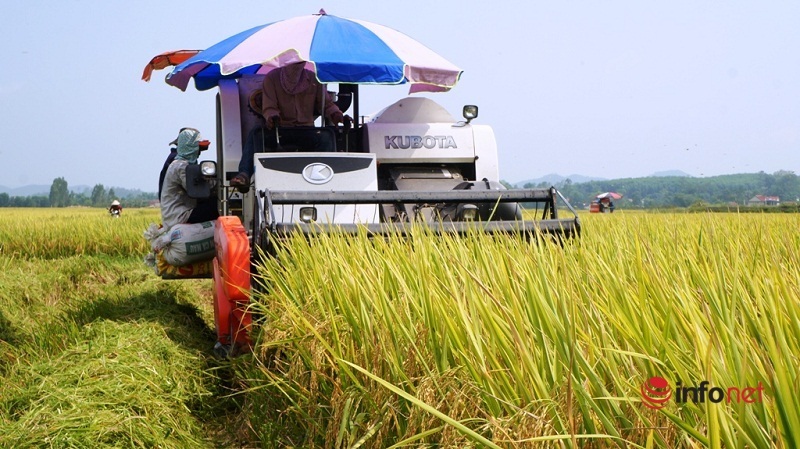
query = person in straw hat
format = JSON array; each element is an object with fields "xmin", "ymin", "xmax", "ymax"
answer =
[{"xmin": 108, "ymin": 199, "xmax": 122, "ymax": 216}]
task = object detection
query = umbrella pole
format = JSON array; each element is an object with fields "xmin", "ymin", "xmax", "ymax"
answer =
[
  {"xmin": 350, "ymin": 86, "xmax": 359, "ymax": 152},
  {"xmin": 353, "ymin": 85, "xmax": 359, "ymax": 126},
  {"xmin": 318, "ymin": 88, "xmax": 322, "ymax": 127}
]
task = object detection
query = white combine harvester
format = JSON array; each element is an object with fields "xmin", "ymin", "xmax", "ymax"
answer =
[{"xmin": 145, "ymin": 11, "xmax": 580, "ymax": 354}]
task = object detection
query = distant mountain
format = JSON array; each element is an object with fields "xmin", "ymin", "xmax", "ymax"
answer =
[
  {"xmin": 110, "ymin": 187, "xmax": 154, "ymax": 197},
  {"xmin": 514, "ymin": 173, "xmax": 607, "ymax": 187},
  {"xmin": 649, "ymin": 170, "xmax": 693, "ymax": 178},
  {"xmin": 0, "ymin": 185, "xmax": 146, "ymax": 197},
  {"xmin": 0, "ymin": 185, "xmax": 52, "ymax": 196}
]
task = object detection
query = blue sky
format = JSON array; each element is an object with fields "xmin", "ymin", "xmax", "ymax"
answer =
[{"xmin": 1, "ymin": 1, "xmax": 798, "ymax": 191}]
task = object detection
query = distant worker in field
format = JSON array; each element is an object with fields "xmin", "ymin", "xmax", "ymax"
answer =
[
  {"xmin": 599, "ymin": 198, "xmax": 615, "ymax": 213},
  {"xmin": 230, "ymin": 62, "xmax": 352, "ymax": 189},
  {"xmin": 160, "ymin": 128, "xmax": 219, "ymax": 229},
  {"xmin": 108, "ymin": 199, "xmax": 122, "ymax": 217}
]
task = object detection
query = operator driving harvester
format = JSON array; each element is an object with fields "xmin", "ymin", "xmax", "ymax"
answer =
[{"xmin": 144, "ymin": 10, "xmax": 580, "ymax": 355}]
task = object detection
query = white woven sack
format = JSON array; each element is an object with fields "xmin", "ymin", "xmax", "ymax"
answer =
[{"xmin": 160, "ymin": 221, "xmax": 216, "ymax": 266}]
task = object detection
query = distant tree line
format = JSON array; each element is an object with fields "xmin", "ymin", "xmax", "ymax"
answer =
[
  {"xmin": 516, "ymin": 170, "xmax": 800, "ymax": 210},
  {"xmin": 0, "ymin": 177, "xmax": 158, "ymax": 208},
  {"xmin": 3, "ymin": 172, "xmax": 799, "ymax": 211}
]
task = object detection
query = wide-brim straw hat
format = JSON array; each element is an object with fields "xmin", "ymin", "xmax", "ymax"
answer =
[{"xmin": 248, "ymin": 89, "xmax": 263, "ymax": 117}]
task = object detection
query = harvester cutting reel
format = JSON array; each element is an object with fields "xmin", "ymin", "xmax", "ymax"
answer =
[{"xmin": 254, "ymin": 186, "xmax": 580, "ymax": 242}]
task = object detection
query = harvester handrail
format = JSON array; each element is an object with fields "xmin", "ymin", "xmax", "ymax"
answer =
[
  {"xmin": 555, "ymin": 188, "xmax": 580, "ymax": 218},
  {"xmin": 262, "ymin": 188, "xmax": 557, "ymax": 205}
]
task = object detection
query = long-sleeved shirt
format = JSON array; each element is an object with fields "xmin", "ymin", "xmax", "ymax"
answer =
[
  {"xmin": 160, "ymin": 159, "xmax": 196, "ymax": 229},
  {"xmin": 261, "ymin": 69, "xmax": 341, "ymax": 127}
]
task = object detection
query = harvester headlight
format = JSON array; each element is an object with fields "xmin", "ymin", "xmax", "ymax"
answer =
[
  {"xmin": 458, "ymin": 203, "xmax": 479, "ymax": 221},
  {"xmin": 299, "ymin": 207, "xmax": 317, "ymax": 223},
  {"xmin": 200, "ymin": 161, "xmax": 217, "ymax": 176},
  {"xmin": 462, "ymin": 105, "xmax": 479, "ymax": 123}
]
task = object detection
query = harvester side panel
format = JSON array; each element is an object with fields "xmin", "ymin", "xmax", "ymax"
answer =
[
  {"xmin": 217, "ymin": 78, "xmax": 257, "ymax": 222},
  {"xmin": 217, "ymin": 80, "xmax": 244, "ymax": 183},
  {"xmin": 472, "ymin": 125, "xmax": 500, "ymax": 182}
]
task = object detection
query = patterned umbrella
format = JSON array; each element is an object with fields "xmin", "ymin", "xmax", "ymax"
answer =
[
  {"xmin": 163, "ymin": 10, "xmax": 462, "ymax": 93},
  {"xmin": 596, "ymin": 192, "xmax": 623, "ymax": 200}
]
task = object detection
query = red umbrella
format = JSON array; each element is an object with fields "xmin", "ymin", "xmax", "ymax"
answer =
[{"xmin": 596, "ymin": 192, "xmax": 622, "ymax": 200}]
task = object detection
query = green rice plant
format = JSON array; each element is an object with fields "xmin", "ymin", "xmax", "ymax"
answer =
[{"xmin": 240, "ymin": 212, "xmax": 799, "ymax": 447}]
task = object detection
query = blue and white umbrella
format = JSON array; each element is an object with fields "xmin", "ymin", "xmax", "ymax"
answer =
[{"xmin": 164, "ymin": 10, "xmax": 462, "ymax": 93}]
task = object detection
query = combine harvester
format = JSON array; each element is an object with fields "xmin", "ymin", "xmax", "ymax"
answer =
[{"xmin": 145, "ymin": 10, "xmax": 580, "ymax": 355}]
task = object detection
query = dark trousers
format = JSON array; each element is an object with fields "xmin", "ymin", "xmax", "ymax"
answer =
[{"xmin": 187, "ymin": 197, "xmax": 219, "ymax": 224}]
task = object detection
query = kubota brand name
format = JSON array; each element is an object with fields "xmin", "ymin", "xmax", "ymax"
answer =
[{"xmin": 384, "ymin": 135, "xmax": 458, "ymax": 149}]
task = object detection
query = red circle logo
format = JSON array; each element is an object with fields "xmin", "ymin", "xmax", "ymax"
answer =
[{"xmin": 641, "ymin": 376, "xmax": 672, "ymax": 410}]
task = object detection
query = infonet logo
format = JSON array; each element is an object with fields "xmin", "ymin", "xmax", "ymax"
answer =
[
  {"xmin": 302, "ymin": 163, "xmax": 334, "ymax": 184},
  {"xmin": 641, "ymin": 377, "xmax": 672, "ymax": 410},
  {"xmin": 640, "ymin": 376, "xmax": 765, "ymax": 410}
]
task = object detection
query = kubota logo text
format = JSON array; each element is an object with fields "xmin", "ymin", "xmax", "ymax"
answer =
[
  {"xmin": 640, "ymin": 376, "xmax": 765, "ymax": 410},
  {"xmin": 384, "ymin": 135, "xmax": 458, "ymax": 149}
]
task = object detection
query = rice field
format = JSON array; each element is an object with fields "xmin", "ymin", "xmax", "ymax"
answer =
[
  {"xmin": 0, "ymin": 207, "xmax": 798, "ymax": 447},
  {"xmin": 0, "ymin": 207, "xmax": 154, "ymax": 259},
  {"xmin": 242, "ymin": 211, "xmax": 800, "ymax": 447}
]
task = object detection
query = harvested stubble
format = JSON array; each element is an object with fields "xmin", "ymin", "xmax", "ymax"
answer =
[{"xmin": 0, "ymin": 208, "xmax": 232, "ymax": 447}]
